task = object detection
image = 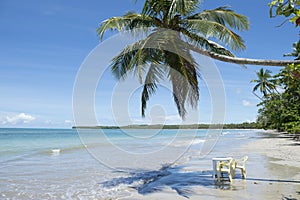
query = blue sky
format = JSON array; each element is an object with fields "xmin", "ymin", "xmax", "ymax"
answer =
[{"xmin": 0, "ymin": 0, "xmax": 297, "ymax": 128}]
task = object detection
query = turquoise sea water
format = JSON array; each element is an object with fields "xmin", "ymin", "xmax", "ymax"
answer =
[{"xmin": 0, "ymin": 128, "xmax": 260, "ymax": 199}]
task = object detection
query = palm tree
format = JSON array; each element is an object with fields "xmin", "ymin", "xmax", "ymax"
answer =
[
  {"xmin": 251, "ymin": 68, "xmax": 277, "ymax": 99},
  {"xmin": 97, "ymin": 0, "xmax": 250, "ymax": 118},
  {"xmin": 284, "ymin": 40, "xmax": 300, "ymax": 60}
]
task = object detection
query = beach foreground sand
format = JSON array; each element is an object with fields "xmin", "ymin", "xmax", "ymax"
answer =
[{"xmin": 122, "ymin": 131, "xmax": 300, "ymax": 200}]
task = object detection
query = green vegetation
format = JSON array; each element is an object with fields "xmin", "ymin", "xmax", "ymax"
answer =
[
  {"xmin": 269, "ymin": 0, "xmax": 300, "ymax": 26},
  {"xmin": 72, "ymin": 122, "xmax": 259, "ymax": 129},
  {"xmin": 255, "ymin": 64, "xmax": 300, "ymax": 134},
  {"xmin": 254, "ymin": 1, "xmax": 300, "ymax": 136}
]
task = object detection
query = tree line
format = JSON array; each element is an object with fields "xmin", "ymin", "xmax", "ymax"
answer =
[
  {"xmin": 73, "ymin": 122, "xmax": 259, "ymax": 129},
  {"xmin": 252, "ymin": 0, "xmax": 300, "ymax": 135}
]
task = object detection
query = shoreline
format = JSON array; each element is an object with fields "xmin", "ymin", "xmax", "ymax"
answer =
[{"xmin": 72, "ymin": 122, "xmax": 259, "ymax": 130}]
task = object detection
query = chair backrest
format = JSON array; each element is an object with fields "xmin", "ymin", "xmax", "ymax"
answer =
[
  {"xmin": 242, "ymin": 156, "xmax": 248, "ymax": 162},
  {"xmin": 236, "ymin": 156, "xmax": 248, "ymax": 168},
  {"xmin": 230, "ymin": 159, "xmax": 236, "ymax": 171},
  {"xmin": 219, "ymin": 159, "xmax": 235, "ymax": 170}
]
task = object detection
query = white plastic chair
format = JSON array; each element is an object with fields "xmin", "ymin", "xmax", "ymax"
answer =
[
  {"xmin": 235, "ymin": 156, "xmax": 248, "ymax": 179},
  {"xmin": 217, "ymin": 158, "xmax": 236, "ymax": 182}
]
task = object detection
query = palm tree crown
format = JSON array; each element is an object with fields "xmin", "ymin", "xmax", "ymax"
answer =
[
  {"xmin": 251, "ymin": 68, "xmax": 277, "ymax": 98},
  {"xmin": 97, "ymin": 0, "xmax": 249, "ymax": 118}
]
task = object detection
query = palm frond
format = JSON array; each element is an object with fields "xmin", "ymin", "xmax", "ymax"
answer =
[
  {"xmin": 189, "ymin": 6, "xmax": 249, "ymax": 31},
  {"xmin": 142, "ymin": 29, "xmax": 200, "ymax": 118},
  {"xmin": 169, "ymin": 68, "xmax": 188, "ymax": 117},
  {"xmin": 110, "ymin": 32, "xmax": 168, "ymax": 81},
  {"xmin": 250, "ymin": 79, "xmax": 259, "ymax": 83},
  {"xmin": 168, "ymin": 0, "xmax": 200, "ymax": 17},
  {"xmin": 142, "ymin": 0, "xmax": 200, "ymax": 20},
  {"xmin": 164, "ymin": 51, "xmax": 199, "ymax": 118},
  {"xmin": 97, "ymin": 12, "xmax": 156, "ymax": 41},
  {"xmin": 264, "ymin": 69, "xmax": 272, "ymax": 76},
  {"xmin": 253, "ymin": 83, "xmax": 260, "ymax": 92},
  {"xmin": 186, "ymin": 19, "xmax": 246, "ymax": 51},
  {"xmin": 168, "ymin": 63, "xmax": 199, "ymax": 118},
  {"xmin": 142, "ymin": 0, "xmax": 167, "ymax": 18},
  {"xmin": 110, "ymin": 40, "xmax": 149, "ymax": 80},
  {"xmin": 180, "ymin": 28, "xmax": 235, "ymax": 57},
  {"xmin": 141, "ymin": 63, "xmax": 166, "ymax": 117}
]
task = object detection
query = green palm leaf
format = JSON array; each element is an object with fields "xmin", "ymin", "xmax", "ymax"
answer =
[
  {"xmin": 252, "ymin": 83, "xmax": 260, "ymax": 92},
  {"xmin": 168, "ymin": 0, "xmax": 200, "ymax": 16},
  {"xmin": 190, "ymin": 7, "xmax": 249, "ymax": 31},
  {"xmin": 97, "ymin": 12, "xmax": 156, "ymax": 41},
  {"xmin": 186, "ymin": 19, "xmax": 246, "ymax": 51},
  {"xmin": 180, "ymin": 28, "xmax": 235, "ymax": 57},
  {"xmin": 141, "ymin": 63, "xmax": 166, "ymax": 116}
]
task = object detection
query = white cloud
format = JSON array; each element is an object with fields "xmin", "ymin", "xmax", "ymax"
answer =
[
  {"xmin": 2, "ymin": 113, "xmax": 36, "ymax": 125},
  {"xmin": 64, "ymin": 120, "xmax": 73, "ymax": 124},
  {"xmin": 242, "ymin": 100, "xmax": 251, "ymax": 107}
]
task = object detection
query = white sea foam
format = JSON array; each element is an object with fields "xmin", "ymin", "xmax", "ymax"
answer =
[
  {"xmin": 171, "ymin": 139, "xmax": 205, "ymax": 147},
  {"xmin": 51, "ymin": 149, "xmax": 61, "ymax": 155},
  {"xmin": 191, "ymin": 139, "xmax": 206, "ymax": 145},
  {"xmin": 222, "ymin": 131, "xmax": 230, "ymax": 135}
]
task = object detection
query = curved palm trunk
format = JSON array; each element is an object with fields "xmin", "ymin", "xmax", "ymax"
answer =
[
  {"xmin": 190, "ymin": 46, "xmax": 300, "ymax": 66},
  {"xmin": 274, "ymin": 87, "xmax": 280, "ymax": 94},
  {"xmin": 265, "ymin": 87, "xmax": 274, "ymax": 95},
  {"xmin": 252, "ymin": 91, "xmax": 263, "ymax": 101}
]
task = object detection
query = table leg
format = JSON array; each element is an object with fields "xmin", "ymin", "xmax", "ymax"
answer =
[{"xmin": 212, "ymin": 160, "xmax": 217, "ymax": 179}]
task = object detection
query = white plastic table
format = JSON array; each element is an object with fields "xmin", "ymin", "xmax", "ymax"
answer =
[{"xmin": 212, "ymin": 157, "xmax": 233, "ymax": 179}]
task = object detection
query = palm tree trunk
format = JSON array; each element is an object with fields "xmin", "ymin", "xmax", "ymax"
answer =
[
  {"xmin": 190, "ymin": 46, "xmax": 300, "ymax": 66},
  {"xmin": 274, "ymin": 87, "xmax": 280, "ymax": 94},
  {"xmin": 266, "ymin": 87, "xmax": 273, "ymax": 95},
  {"xmin": 252, "ymin": 91, "xmax": 263, "ymax": 101}
]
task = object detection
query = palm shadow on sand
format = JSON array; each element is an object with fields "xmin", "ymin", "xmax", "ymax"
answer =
[
  {"xmin": 100, "ymin": 164, "xmax": 300, "ymax": 198},
  {"xmin": 99, "ymin": 165, "xmax": 230, "ymax": 198}
]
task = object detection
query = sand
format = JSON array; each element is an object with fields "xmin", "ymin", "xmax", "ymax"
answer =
[{"xmin": 121, "ymin": 131, "xmax": 300, "ymax": 200}]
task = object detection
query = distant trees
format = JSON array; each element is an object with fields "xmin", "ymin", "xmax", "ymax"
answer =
[
  {"xmin": 254, "ymin": 62, "xmax": 300, "ymax": 134},
  {"xmin": 73, "ymin": 122, "xmax": 259, "ymax": 129},
  {"xmin": 256, "ymin": 64, "xmax": 300, "ymax": 134}
]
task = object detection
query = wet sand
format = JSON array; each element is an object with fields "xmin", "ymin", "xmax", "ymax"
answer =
[{"xmin": 122, "ymin": 131, "xmax": 300, "ymax": 200}]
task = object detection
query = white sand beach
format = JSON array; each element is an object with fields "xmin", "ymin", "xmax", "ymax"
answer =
[{"xmin": 122, "ymin": 131, "xmax": 300, "ymax": 200}]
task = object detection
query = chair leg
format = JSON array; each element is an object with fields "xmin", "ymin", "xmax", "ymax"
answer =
[
  {"xmin": 241, "ymin": 168, "xmax": 246, "ymax": 179},
  {"xmin": 228, "ymin": 173, "xmax": 233, "ymax": 182},
  {"xmin": 217, "ymin": 171, "xmax": 221, "ymax": 182}
]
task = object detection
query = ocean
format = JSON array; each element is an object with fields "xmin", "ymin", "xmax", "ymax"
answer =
[{"xmin": 0, "ymin": 128, "xmax": 261, "ymax": 199}]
